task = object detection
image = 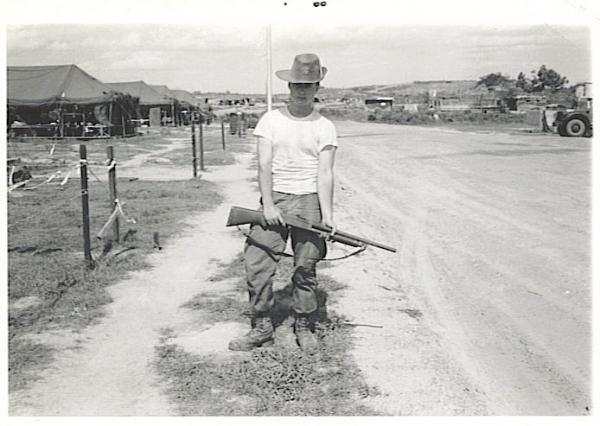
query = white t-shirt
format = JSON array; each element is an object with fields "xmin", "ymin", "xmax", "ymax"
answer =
[{"xmin": 253, "ymin": 108, "xmax": 338, "ymax": 195}]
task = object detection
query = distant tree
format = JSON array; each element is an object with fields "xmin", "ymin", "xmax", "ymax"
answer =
[
  {"xmin": 516, "ymin": 65, "xmax": 568, "ymax": 92},
  {"xmin": 535, "ymin": 65, "xmax": 569, "ymax": 91},
  {"xmin": 476, "ymin": 72, "xmax": 511, "ymax": 89},
  {"xmin": 516, "ymin": 71, "xmax": 533, "ymax": 92}
]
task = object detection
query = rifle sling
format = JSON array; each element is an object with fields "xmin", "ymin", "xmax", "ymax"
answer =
[{"xmin": 238, "ymin": 226, "xmax": 367, "ymax": 262}]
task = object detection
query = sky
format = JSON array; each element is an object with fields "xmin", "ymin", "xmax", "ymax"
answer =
[
  {"xmin": 3, "ymin": 1, "xmax": 596, "ymax": 94},
  {"xmin": 6, "ymin": 24, "xmax": 591, "ymax": 95}
]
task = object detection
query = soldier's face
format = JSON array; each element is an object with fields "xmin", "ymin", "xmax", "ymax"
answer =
[{"xmin": 289, "ymin": 83, "xmax": 319, "ymax": 105}]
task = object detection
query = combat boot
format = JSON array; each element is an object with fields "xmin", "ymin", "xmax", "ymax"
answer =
[
  {"xmin": 294, "ymin": 315, "xmax": 319, "ymax": 354},
  {"xmin": 228, "ymin": 315, "xmax": 274, "ymax": 351}
]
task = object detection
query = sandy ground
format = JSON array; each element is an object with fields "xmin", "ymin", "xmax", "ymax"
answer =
[
  {"xmin": 328, "ymin": 121, "xmax": 591, "ymax": 415},
  {"xmin": 9, "ymin": 122, "xmax": 591, "ymax": 415}
]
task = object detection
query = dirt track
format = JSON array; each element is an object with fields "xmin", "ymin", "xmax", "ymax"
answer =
[
  {"xmin": 9, "ymin": 122, "xmax": 591, "ymax": 415},
  {"xmin": 327, "ymin": 121, "xmax": 591, "ymax": 415}
]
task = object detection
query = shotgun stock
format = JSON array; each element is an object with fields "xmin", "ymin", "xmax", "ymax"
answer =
[{"xmin": 226, "ymin": 206, "xmax": 396, "ymax": 253}]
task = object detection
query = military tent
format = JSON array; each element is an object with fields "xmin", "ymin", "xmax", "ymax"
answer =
[
  {"xmin": 8, "ymin": 64, "xmax": 113, "ymax": 106},
  {"xmin": 7, "ymin": 65, "xmax": 135, "ymax": 137},
  {"xmin": 148, "ymin": 84, "xmax": 184, "ymax": 126},
  {"xmin": 170, "ymin": 89, "xmax": 199, "ymax": 107},
  {"xmin": 107, "ymin": 81, "xmax": 177, "ymax": 127},
  {"xmin": 106, "ymin": 81, "xmax": 171, "ymax": 106},
  {"xmin": 149, "ymin": 84, "xmax": 177, "ymax": 100},
  {"xmin": 169, "ymin": 89, "xmax": 203, "ymax": 125}
]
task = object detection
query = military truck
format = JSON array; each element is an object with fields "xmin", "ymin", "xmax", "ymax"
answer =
[{"xmin": 555, "ymin": 82, "xmax": 593, "ymax": 137}]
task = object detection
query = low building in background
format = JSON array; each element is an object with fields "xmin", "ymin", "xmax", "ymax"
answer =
[{"xmin": 365, "ymin": 97, "xmax": 394, "ymax": 109}]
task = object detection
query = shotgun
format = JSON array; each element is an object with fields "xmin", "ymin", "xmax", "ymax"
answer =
[{"xmin": 226, "ymin": 206, "xmax": 396, "ymax": 253}]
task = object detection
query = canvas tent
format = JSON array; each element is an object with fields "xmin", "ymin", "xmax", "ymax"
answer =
[
  {"xmin": 170, "ymin": 89, "xmax": 203, "ymax": 125},
  {"xmin": 106, "ymin": 81, "xmax": 170, "ymax": 106},
  {"xmin": 7, "ymin": 64, "xmax": 134, "ymax": 137},
  {"xmin": 149, "ymin": 84, "xmax": 176, "ymax": 100},
  {"xmin": 107, "ymin": 81, "xmax": 176, "ymax": 127},
  {"xmin": 148, "ymin": 84, "xmax": 185, "ymax": 126},
  {"xmin": 170, "ymin": 89, "xmax": 198, "ymax": 108},
  {"xmin": 8, "ymin": 64, "xmax": 113, "ymax": 106}
]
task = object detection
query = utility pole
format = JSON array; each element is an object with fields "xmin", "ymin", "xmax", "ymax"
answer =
[{"xmin": 266, "ymin": 25, "xmax": 273, "ymax": 112}]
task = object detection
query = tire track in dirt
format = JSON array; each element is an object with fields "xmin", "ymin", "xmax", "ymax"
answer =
[{"xmin": 329, "ymin": 121, "xmax": 590, "ymax": 415}]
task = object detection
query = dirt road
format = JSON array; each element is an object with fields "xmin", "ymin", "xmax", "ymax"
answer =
[
  {"xmin": 326, "ymin": 121, "xmax": 591, "ymax": 415},
  {"xmin": 9, "ymin": 122, "xmax": 591, "ymax": 415}
]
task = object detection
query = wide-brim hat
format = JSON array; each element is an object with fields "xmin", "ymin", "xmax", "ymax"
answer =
[{"xmin": 275, "ymin": 53, "xmax": 327, "ymax": 83}]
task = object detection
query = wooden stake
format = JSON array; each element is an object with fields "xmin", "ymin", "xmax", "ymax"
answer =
[
  {"xmin": 79, "ymin": 145, "xmax": 94, "ymax": 269},
  {"xmin": 221, "ymin": 117, "xmax": 226, "ymax": 150},
  {"xmin": 191, "ymin": 123, "xmax": 197, "ymax": 178},
  {"xmin": 199, "ymin": 123, "xmax": 205, "ymax": 171},
  {"xmin": 108, "ymin": 101, "xmax": 113, "ymax": 137},
  {"xmin": 107, "ymin": 146, "xmax": 119, "ymax": 242}
]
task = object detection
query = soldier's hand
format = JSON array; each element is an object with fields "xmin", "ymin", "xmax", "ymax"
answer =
[
  {"xmin": 321, "ymin": 216, "xmax": 337, "ymax": 236},
  {"xmin": 263, "ymin": 204, "xmax": 286, "ymax": 226}
]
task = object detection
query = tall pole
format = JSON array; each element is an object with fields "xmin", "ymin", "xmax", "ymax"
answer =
[{"xmin": 266, "ymin": 25, "xmax": 273, "ymax": 112}]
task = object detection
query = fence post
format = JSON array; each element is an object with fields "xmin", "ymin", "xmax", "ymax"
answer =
[
  {"xmin": 221, "ymin": 117, "xmax": 226, "ymax": 150},
  {"xmin": 79, "ymin": 145, "xmax": 94, "ymax": 269},
  {"xmin": 107, "ymin": 146, "xmax": 119, "ymax": 242},
  {"xmin": 191, "ymin": 122, "xmax": 197, "ymax": 177},
  {"xmin": 199, "ymin": 122, "xmax": 205, "ymax": 171}
]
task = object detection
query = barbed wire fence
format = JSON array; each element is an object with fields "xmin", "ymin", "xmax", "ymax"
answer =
[
  {"xmin": 7, "ymin": 119, "xmax": 240, "ymax": 269},
  {"xmin": 7, "ymin": 141, "xmax": 137, "ymax": 270}
]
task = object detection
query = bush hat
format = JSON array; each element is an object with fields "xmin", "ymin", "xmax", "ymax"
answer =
[{"xmin": 275, "ymin": 53, "xmax": 327, "ymax": 83}]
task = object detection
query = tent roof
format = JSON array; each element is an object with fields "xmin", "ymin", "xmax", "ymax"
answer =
[
  {"xmin": 170, "ymin": 89, "xmax": 199, "ymax": 107},
  {"xmin": 8, "ymin": 64, "xmax": 114, "ymax": 106},
  {"xmin": 106, "ymin": 81, "xmax": 172, "ymax": 106},
  {"xmin": 149, "ymin": 84, "xmax": 177, "ymax": 100}
]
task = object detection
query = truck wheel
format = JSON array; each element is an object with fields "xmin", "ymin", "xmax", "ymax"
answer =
[
  {"xmin": 557, "ymin": 122, "xmax": 567, "ymax": 136},
  {"xmin": 564, "ymin": 115, "xmax": 589, "ymax": 137}
]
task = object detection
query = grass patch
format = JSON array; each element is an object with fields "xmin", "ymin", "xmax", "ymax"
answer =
[
  {"xmin": 7, "ymin": 133, "xmax": 175, "ymax": 174},
  {"xmin": 182, "ymin": 293, "xmax": 245, "ymax": 323},
  {"xmin": 8, "ymin": 339, "xmax": 57, "ymax": 392},
  {"xmin": 154, "ymin": 126, "xmax": 254, "ymax": 167},
  {"xmin": 207, "ymin": 253, "xmax": 245, "ymax": 282},
  {"xmin": 155, "ymin": 325, "xmax": 380, "ymax": 415},
  {"xmin": 159, "ymin": 253, "xmax": 379, "ymax": 415},
  {"xmin": 8, "ymin": 177, "xmax": 224, "ymax": 391}
]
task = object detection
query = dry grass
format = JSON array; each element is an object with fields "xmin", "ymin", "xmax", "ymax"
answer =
[
  {"xmin": 8, "ymin": 178, "xmax": 224, "ymax": 392},
  {"xmin": 155, "ymin": 254, "xmax": 380, "ymax": 416}
]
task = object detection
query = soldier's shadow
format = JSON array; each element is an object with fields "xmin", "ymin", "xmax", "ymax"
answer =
[{"xmin": 271, "ymin": 284, "xmax": 330, "ymax": 329}]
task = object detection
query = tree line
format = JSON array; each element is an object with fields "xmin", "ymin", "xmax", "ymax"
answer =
[{"xmin": 476, "ymin": 65, "xmax": 570, "ymax": 93}]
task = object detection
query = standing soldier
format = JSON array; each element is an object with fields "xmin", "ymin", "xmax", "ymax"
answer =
[{"xmin": 229, "ymin": 53, "xmax": 338, "ymax": 353}]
